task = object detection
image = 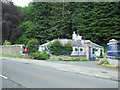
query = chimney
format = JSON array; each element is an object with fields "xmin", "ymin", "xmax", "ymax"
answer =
[{"xmin": 72, "ymin": 31, "xmax": 77, "ymax": 41}]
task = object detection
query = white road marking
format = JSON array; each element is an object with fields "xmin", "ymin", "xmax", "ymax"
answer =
[{"xmin": 0, "ymin": 74, "xmax": 8, "ymax": 79}]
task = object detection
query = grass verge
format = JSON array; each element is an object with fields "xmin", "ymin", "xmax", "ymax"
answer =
[
  {"xmin": 97, "ymin": 63, "xmax": 118, "ymax": 68},
  {"xmin": 48, "ymin": 58, "xmax": 59, "ymax": 61},
  {"xmin": 101, "ymin": 64, "xmax": 118, "ymax": 68},
  {"xmin": 0, "ymin": 54, "xmax": 23, "ymax": 58},
  {"xmin": 48, "ymin": 57, "xmax": 90, "ymax": 61}
]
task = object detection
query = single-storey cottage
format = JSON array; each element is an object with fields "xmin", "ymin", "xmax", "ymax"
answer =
[{"xmin": 39, "ymin": 32, "xmax": 104, "ymax": 60}]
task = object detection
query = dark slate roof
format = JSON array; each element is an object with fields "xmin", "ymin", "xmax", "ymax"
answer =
[
  {"xmin": 69, "ymin": 40, "xmax": 84, "ymax": 47},
  {"xmin": 40, "ymin": 39, "xmax": 102, "ymax": 48}
]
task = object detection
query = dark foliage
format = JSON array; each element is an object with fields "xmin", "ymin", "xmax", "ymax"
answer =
[
  {"xmin": 16, "ymin": 2, "xmax": 120, "ymax": 46},
  {"xmin": 2, "ymin": 2, "xmax": 24, "ymax": 44}
]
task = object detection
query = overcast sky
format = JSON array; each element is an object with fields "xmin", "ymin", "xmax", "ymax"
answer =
[{"xmin": 12, "ymin": 0, "xmax": 32, "ymax": 7}]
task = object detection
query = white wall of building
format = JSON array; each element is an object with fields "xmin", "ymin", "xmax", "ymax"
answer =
[{"xmin": 71, "ymin": 47, "xmax": 84, "ymax": 55}]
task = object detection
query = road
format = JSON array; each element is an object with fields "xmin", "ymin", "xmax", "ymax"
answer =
[
  {"xmin": 2, "ymin": 58, "xmax": 118, "ymax": 88},
  {"xmin": 47, "ymin": 60, "xmax": 118, "ymax": 72}
]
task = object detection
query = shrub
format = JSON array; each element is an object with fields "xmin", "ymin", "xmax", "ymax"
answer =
[
  {"xmin": 31, "ymin": 52, "xmax": 50, "ymax": 60},
  {"xmin": 3, "ymin": 40, "xmax": 11, "ymax": 45},
  {"xmin": 26, "ymin": 39, "xmax": 39, "ymax": 53},
  {"xmin": 47, "ymin": 40, "xmax": 73, "ymax": 55},
  {"xmin": 100, "ymin": 60, "xmax": 109, "ymax": 65},
  {"xmin": 64, "ymin": 43, "xmax": 72, "ymax": 55},
  {"xmin": 47, "ymin": 40, "xmax": 63, "ymax": 55}
]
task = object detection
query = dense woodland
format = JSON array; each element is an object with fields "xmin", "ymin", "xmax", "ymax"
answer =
[
  {"xmin": 2, "ymin": 2, "xmax": 120, "ymax": 47},
  {"xmin": 2, "ymin": 2, "xmax": 24, "ymax": 44}
]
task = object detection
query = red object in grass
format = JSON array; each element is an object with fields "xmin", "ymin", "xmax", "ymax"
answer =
[{"xmin": 25, "ymin": 47, "xmax": 28, "ymax": 52}]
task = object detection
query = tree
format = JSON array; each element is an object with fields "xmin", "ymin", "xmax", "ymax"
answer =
[
  {"xmin": 26, "ymin": 39, "xmax": 39, "ymax": 53},
  {"xmin": 17, "ymin": 2, "xmax": 120, "ymax": 47},
  {"xmin": 2, "ymin": 2, "xmax": 24, "ymax": 44},
  {"xmin": 47, "ymin": 40, "xmax": 73, "ymax": 55},
  {"xmin": 64, "ymin": 43, "xmax": 72, "ymax": 55},
  {"xmin": 47, "ymin": 40, "xmax": 63, "ymax": 55},
  {"xmin": 3, "ymin": 40, "xmax": 11, "ymax": 45}
]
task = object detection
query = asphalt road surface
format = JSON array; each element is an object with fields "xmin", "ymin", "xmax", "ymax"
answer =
[
  {"xmin": 46, "ymin": 60, "xmax": 118, "ymax": 72},
  {"xmin": 2, "ymin": 59, "xmax": 118, "ymax": 88}
]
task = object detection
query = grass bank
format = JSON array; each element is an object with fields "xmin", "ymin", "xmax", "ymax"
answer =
[{"xmin": 0, "ymin": 54, "xmax": 23, "ymax": 58}]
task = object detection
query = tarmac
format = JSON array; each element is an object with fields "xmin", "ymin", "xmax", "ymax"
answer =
[{"xmin": 1, "ymin": 56, "xmax": 119, "ymax": 81}]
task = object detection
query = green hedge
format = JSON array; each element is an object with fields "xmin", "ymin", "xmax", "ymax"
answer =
[
  {"xmin": 26, "ymin": 39, "xmax": 39, "ymax": 53},
  {"xmin": 47, "ymin": 39, "xmax": 72, "ymax": 55},
  {"xmin": 31, "ymin": 52, "xmax": 50, "ymax": 60}
]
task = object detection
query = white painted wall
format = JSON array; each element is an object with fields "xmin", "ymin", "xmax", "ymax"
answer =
[
  {"xmin": 71, "ymin": 47, "xmax": 84, "ymax": 55},
  {"xmin": 39, "ymin": 46, "xmax": 45, "ymax": 52}
]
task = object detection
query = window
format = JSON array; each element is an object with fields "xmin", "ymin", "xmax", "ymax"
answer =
[
  {"xmin": 80, "ymin": 48, "xmax": 83, "ymax": 51},
  {"xmin": 75, "ymin": 48, "xmax": 78, "ymax": 51},
  {"xmin": 92, "ymin": 48, "xmax": 95, "ymax": 54}
]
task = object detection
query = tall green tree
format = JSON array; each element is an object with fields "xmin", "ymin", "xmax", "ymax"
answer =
[
  {"xmin": 17, "ymin": 2, "xmax": 120, "ymax": 47},
  {"xmin": 2, "ymin": 2, "xmax": 24, "ymax": 44}
]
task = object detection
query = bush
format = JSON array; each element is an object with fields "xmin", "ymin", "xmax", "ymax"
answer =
[
  {"xmin": 26, "ymin": 39, "xmax": 39, "ymax": 53},
  {"xmin": 31, "ymin": 52, "xmax": 50, "ymax": 60},
  {"xmin": 47, "ymin": 40, "xmax": 63, "ymax": 55},
  {"xmin": 100, "ymin": 60, "xmax": 109, "ymax": 65},
  {"xmin": 3, "ymin": 40, "xmax": 11, "ymax": 45},
  {"xmin": 64, "ymin": 43, "xmax": 72, "ymax": 55},
  {"xmin": 47, "ymin": 39, "xmax": 73, "ymax": 55}
]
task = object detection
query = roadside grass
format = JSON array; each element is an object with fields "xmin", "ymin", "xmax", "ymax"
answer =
[
  {"xmin": 48, "ymin": 58, "xmax": 59, "ymax": 61},
  {"xmin": 101, "ymin": 64, "xmax": 118, "ymax": 68},
  {"xmin": 48, "ymin": 57, "xmax": 90, "ymax": 61},
  {"xmin": 97, "ymin": 63, "xmax": 118, "ymax": 68},
  {"xmin": 0, "ymin": 54, "xmax": 23, "ymax": 58},
  {"xmin": 97, "ymin": 60, "xmax": 118, "ymax": 68}
]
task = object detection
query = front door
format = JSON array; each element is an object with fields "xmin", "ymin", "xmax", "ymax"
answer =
[{"xmin": 89, "ymin": 47, "xmax": 96, "ymax": 60}]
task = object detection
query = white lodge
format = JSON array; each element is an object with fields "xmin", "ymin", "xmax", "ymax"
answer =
[{"xmin": 39, "ymin": 32, "xmax": 104, "ymax": 60}]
